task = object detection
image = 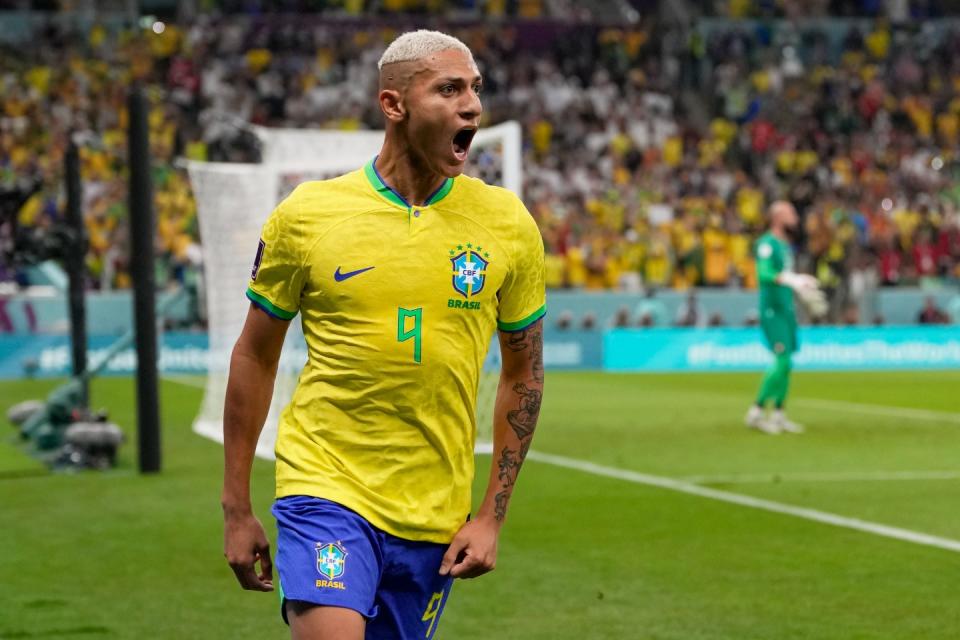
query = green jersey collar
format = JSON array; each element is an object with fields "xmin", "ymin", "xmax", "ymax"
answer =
[{"xmin": 363, "ymin": 157, "xmax": 454, "ymax": 209}]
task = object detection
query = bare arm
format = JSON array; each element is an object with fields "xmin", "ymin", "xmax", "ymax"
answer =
[
  {"xmin": 222, "ymin": 303, "xmax": 290, "ymax": 591},
  {"xmin": 481, "ymin": 318, "xmax": 544, "ymax": 524},
  {"xmin": 440, "ymin": 318, "xmax": 544, "ymax": 579}
]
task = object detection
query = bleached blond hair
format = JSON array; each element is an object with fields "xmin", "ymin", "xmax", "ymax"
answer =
[{"xmin": 378, "ymin": 30, "xmax": 474, "ymax": 70}]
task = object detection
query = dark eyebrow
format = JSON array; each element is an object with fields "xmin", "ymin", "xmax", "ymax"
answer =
[{"xmin": 436, "ymin": 75, "xmax": 484, "ymax": 86}]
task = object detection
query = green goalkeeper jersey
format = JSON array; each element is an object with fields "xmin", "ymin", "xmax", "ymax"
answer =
[{"xmin": 755, "ymin": 232, "xmax": 795, "ymax": 317}]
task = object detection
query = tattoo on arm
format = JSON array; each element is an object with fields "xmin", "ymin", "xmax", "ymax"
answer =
[
  {"xmin": 529, "ymin": 322, "xmax": 544, "ymax": 383},
  {"xmin": 507, "ymin": 382, "xmax": 542, "ymax": 440},
  {"xmin": 504, "ymin": 323, "xmax": 544, "ymax": 383},
  {"xmin": 494, "ymin": 490, "xmax": 510, "ymax": 522},
  {"xmin": 497, "ymin": 440, "xmax": 531, "ymax": 485},
  {"xmin": 505, "ymin": 328, "xmax": 529, "ymax": 352},
  {"xmin": 494, "ymin": 320, "xmax": 544, "ymax": 522},
  {"xmin": 493, "ymin": 440, "xmax": 531, "ymax": 521}
]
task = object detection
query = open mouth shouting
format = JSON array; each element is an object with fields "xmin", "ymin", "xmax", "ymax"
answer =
[{"xmin": 452, "ymin": 126, "xmax": 478, "ymax": 162}]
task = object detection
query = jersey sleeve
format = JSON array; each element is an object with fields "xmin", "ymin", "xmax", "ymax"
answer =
[
  {"xmin": 497, "ymin": 201, "xmax": 546, "ymax": 332},
  {"xmin": 245, "ymin": 195, "xmax": 305, "ymax": 321},
  {"xmin": 755, "ymin": 237, "xmax": 782, "ymax": 286}
]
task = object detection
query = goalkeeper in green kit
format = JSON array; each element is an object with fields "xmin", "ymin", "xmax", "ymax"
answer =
[{"xmin": 745, "ymin": 201, "xmax": 826, "ymax": 435}]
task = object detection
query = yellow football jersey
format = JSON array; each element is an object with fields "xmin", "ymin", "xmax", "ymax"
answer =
[{"xmin": 247, "ymin": 159, "xmax": 546, "ymax": 543}]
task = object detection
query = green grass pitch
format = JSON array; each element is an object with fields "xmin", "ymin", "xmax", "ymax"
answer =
[{"xmin": 2, "ymin": 370, "xmax": 960, "ymax": 639}]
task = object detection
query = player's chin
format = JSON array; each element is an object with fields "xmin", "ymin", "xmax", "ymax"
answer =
[{"xmin": 438, "ymin": 149, "xmax": 468, "ymax": 177}]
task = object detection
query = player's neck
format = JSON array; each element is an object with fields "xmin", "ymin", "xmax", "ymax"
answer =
[
  {"xmin": 770, "ymin": 225, "xmax": 788, "ymax": 241},
  {"xmin": 374, "ymin": 145, "xmax": 447, "ymax": 208}
]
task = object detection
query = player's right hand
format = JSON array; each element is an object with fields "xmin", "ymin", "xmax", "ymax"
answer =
[{"xmin": 223, "ymin": 509, "xmax": 274, "ymax": 591}]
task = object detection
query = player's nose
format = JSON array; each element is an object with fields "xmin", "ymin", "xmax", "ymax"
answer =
[{"xmin": 458, "ymin": 90, "xmax": 482, "ymax": 123}]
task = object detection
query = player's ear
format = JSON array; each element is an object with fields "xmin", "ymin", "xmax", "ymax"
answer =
[{"xmin": 379, "ymin": 89, "xmax": 405, "ymax": 123}]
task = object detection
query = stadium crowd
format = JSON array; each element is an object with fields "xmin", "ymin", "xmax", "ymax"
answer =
[
  {"xmin": 707, "ymin": 0, "xmax": 958, "ymax": 19},
  {"xmin": 1, "ymin": 6, "xmax": 959, "ymax": 325}
]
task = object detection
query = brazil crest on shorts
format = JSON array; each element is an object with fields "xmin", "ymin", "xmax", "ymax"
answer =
[
  {"xmin": 450, "ymin": 244, "xmax": 489, "ymax": 298},
  {"xmin": 316, "ymin": 542, "xmax": 347, "ymax": 580}
]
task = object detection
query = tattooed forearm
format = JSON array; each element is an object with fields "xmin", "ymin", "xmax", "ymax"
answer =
[
  {"xmin": 493, "ymin": 442, "xmax": 532, "ymax": 522},
  {"xmin": 494, "ymin": 490, "xmax": 509, "ymax": 521},
  {"xmin": 507, "ymin": 382, "xmax": 542, "ymax": 440},
  {"xmin": 492, "ymin": 319, "xmax": 544, "ymax": 523},
  {"xmin": 497, "ymin": 442, "xmax": 531, "ymax": 486},
  {"xmin": 497, "ymin": 446, "xmax": 521, "ymax": 484}
]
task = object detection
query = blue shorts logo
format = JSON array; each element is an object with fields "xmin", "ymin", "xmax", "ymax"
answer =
[
  {"xmin": 316, "ymin": 542, "xmax": 347, "ymax": 580},
  {"xmin": 449, "ymin": 243, "xmax": 490, "ymax": 298}
]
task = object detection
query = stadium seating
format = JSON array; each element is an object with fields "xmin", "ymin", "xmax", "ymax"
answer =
[{"xmin": 1, "ymin": 9, "xmax": 958, "ymax": 326}]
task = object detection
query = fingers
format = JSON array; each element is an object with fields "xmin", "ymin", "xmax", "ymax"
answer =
[
  {"xmin": 257, "ymin": 542, "xmax": 274, "ymax": 585},
  {"xmin": 224, "ymin": 514, "xmax": 274, "ymax": 592},
  {"xmin": 230, "ymin": 556, "xmax": 273, "ymax": 591},
  {"xmin": 449, "ymin": 550, "xmax": 495, "ymax": 579},
  {"xmin": 439, "ymin": 536, "xmax": 467, "ymax": 576},
  {"xmin": 441, "ymin": 533, "xmax": 495, "ymax": 579},
  {"xmin": 227, "ymin": 548, "xmax": 274, "ymax": 591}
]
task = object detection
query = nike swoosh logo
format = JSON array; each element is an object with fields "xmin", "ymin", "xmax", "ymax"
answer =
[{"xmin": 334, "ymin": 266, "xmax": 375, "ymax": 282}]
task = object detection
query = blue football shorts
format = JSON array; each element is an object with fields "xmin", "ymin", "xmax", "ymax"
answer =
[{"xmin": 272, "ymin": 495, "xmax": 454, "ymax": 640}]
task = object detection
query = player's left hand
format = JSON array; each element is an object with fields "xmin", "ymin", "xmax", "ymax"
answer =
[
  {"xmin": 438, "ymin": 517, "xmax": 500, "ymax": 579},
  {"xmin": 798, "ymin": 285, "xmax": 829, "ymax": 318}
]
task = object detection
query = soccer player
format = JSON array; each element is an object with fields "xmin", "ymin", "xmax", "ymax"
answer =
[
  {"xmin": 744, "ymin": 200, "xmax": 822, "ymax": 435},
  {"xmin": 220, "ymin": 30, "xmax": 546, "ymax": 640}
]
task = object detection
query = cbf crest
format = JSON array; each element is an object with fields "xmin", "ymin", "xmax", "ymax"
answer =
[
  {"xmin": 316, "ymin": 542, "xmax": 347, "ymax": 580},
  {"xmin": 450, "ymin": 243, "xmax": 490, "ymax": 298}
]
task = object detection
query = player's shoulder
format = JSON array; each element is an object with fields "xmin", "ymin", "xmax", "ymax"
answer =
[
  {"xmin": 755, "ymin": 232, "xmax": 774, "ymax": 247},
  {"xmin": 452, "ymin": 174, "xmax": 536, "ymax": 235},
  {"xmin": 756, "ymin": 231, "xmax": 775, "ymax": 242},
  {"xmin": 453, "ymin": 173, "xmax": 525, "ymax": 212},
  {"xmin": 284, "ymin": 168, "xmax": 368, "ymax": 208},
  {"xmin": 274, "ymin": 168, "xmax": 371, "ymax": 226},
  {"xmin": 755, "ymin": 232, "xmax": 780, "ymax": 258}
]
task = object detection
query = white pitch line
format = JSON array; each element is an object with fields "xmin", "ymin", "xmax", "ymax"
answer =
[
  {"xmin": 681, "ymin": 470, "xmax": 960, "ymax": 485},
  {"xmin": 794, "ymin": 398, "xmax": 960, "ymax": 424},
  {"xmin": 629, "ymin": 387, "xmax": 960, "ymax": 426},
  {"xmin": 526, "ymin": 450, "xmax": 960, "ymax": 554},
  {"xmin": 164, "ymin": 376, "xmax": 206, "ymax": 389}
]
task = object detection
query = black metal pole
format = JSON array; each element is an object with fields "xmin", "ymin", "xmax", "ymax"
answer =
[
  {"xmin": 64, "ymin": 137, "xmax": 88, "ymax": 406},
  {"xmin": 128, "ymin": 85, "xmax": 161, "ymax": 473}
]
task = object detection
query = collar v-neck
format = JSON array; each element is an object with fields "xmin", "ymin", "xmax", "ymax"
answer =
[{"xmin": 363, "ymin": 157, "xmax": 454, "ymax": 209}]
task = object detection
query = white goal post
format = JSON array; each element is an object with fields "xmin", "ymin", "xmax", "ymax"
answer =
[{"xmin": 187, "ymin": 121, "xmax": 522, "ymax": 459}]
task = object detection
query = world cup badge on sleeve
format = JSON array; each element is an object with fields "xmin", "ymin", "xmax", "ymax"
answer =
[{"xmin": 251, "ymin": 239, "xmax": 266, "ymax": 281}]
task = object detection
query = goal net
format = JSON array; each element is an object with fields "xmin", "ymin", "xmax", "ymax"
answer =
[{"xmin": 187, "ymin": 121, "xmax": 522, "ymax": 459}]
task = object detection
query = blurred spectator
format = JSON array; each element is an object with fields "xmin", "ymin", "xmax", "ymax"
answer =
[
  {"xmin": 580, "ymin": 312, "xmax": 598, "ymax": 331},
  {"xmin": 638, "ymin": 312, "xmax": 655, "ymax": 327},
  {"xmin": 917, "ymin": 296, "xmax": 951, "ymax": 324},
  {"xmin": 610, "ymin": 305, "xmax": 633, "ymax": 328},
  {"xmin": 634, "ymin": 289, "xmax": 668, "ymax": 326},
  {"xmin": 675, "ymin": 290, "xmax": 705, "ymax": 327},
  {"xmin": 841, "ymin": 304, "xmax": 861, "ymax": 325}
]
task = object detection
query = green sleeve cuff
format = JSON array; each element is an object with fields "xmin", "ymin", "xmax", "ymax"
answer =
[
  {"xmin": 246, "ymin": 287, "xmax": 297, "ymax": 320},
  {"xmin": 497, "ymin": 304, "xmax": 546, "ymax": 332}
]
